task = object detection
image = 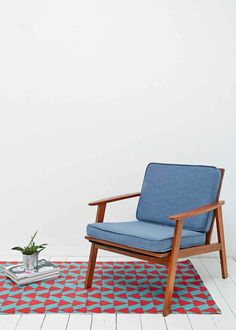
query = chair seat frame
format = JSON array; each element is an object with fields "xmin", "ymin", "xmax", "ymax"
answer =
[{"xmin": 84, "ymin": 169, "xmax": 227, "ymax": 316}]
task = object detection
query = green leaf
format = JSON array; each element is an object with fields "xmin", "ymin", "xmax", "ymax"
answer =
[
  {"xmin": 36, "ymin": 244, "xmax": 47, "ymax": 248},
  {"xmin": 11, "ymin": 247, "xmax": 24, "ymax": 252},
  {"xmin": 27, "ymin": 231, "xmax": 38, "ymax": 248},
  {"xmin": 11, "ymin": 231, "xmax": 47, "ymax": 255},
  {"xmin": 32, "ymin": 231, "xmax": 38, "ymax": 240}
]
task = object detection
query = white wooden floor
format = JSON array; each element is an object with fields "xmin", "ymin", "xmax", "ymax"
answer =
[{"xmin": 0, "ymin": 256, "xmax": 236, "ymax": 330}]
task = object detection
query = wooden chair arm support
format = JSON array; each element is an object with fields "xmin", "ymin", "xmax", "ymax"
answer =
[
  {"xmin": 89, "ymin": 192, "xmax": 140, "ymax": 206},
  {"xmin": 169, "ymin": 200, "xmax": 225, "ymax": 221}
]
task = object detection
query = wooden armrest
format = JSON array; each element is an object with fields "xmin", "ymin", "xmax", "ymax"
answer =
[
  {"xmin": 89, "ymin": 192, "xmax": 140, "ymax": 206},
  {"xmin": 169, "ymin": 200, "xmax": 225, "ymax": 221}
]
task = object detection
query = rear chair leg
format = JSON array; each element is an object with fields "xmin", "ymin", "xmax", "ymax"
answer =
[
  {"xmin": 84, "ymin": 243, "xmax": 98, "ymax": 289},
  {"xmin": 216, "ymin": 207, "xmax": 228, "ymax": 279}
]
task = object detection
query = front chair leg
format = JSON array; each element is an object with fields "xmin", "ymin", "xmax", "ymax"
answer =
[
  {"xmin": 163, "ymin": 220, "xmax": 183, "ymax": 317},
  {"xmin": 163, "ymin": 258, "xmax": 178, "ymax": 317},
  {"xmin": 84, "ymin": 243, "xmax": 98, "ymax": 289}
]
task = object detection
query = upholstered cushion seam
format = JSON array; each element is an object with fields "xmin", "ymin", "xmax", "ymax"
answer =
[{"xmin": 88, "ymin": 224, "xmax": 203, "ymax": 242}]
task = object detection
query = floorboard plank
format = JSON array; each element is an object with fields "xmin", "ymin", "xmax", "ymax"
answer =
[
  {"xmin": 201, "ymin": 258, "xmax": 236, "ymax": 316},
  {"xmin": 67, "ymin": 314, "xmax": 92, "ymax": 330},
  {"xmin": 191, "ymin": 258, "xmax": 236, "ymax": 330},
  {"xmin": 165, "ymin": 314, "xmax": 192, "ymax": 330},
  {"xmin": 188, "ymin": 314, "xmax": 216, "ymax": 329},
  {"xmin": 140, "ymin": 314, "xmax": 167, "ymax": 330},
  {"xmin": 117, "ymin": 314, "xmax": 141, "ymax": 330},
  {"xmin": 41, "ymin": 314, "xmax": 69, "ymax": 330},
  {"xmin": 223, "ymin": 258, "xmax": 236, "ymax": 285},
  {"xmin": 91, "ymin": 314, "xmax": 116, "ymax": 330},
  {"xmin": 15, "ymin": 314, "xmax": 45, "ymax": 330},
  {"xmin": 0, "ymin": 315, "xmax": 21, "ymax": 330}
]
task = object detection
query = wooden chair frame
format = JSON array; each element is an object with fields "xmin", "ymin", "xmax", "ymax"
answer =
[{"xmin": 84, "ymin": 169, "xmax": 227, "ymax": 316}]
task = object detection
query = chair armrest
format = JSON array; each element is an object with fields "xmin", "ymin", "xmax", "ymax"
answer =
[
  {"xmin": 89, "ymin": 192, "xmax": 140, "ymax": 206},
  {"xmin": 169, "ymin": 200, "xmax": 225, "ymax": 221}
]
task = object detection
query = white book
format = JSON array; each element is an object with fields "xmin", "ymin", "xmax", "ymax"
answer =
[
  {"xmin": 5, "ymin": 269, "xmax": 59, "ymax": 281},
  {"xmin": 7, "ymin": 272, "xmax": 59, "ymax": 285},
  {"xmin": 4, "ymin": 259, "xmax": 60, "ymax": 280}
]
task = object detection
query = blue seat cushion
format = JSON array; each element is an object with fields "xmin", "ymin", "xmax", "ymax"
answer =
[
  {"xmin": 137, "ymin": 163, "xmax": 221, "ymax": 233},
  {"xmin": 87, "ymin": 221, "xmax": 205, "ymax": 253}
]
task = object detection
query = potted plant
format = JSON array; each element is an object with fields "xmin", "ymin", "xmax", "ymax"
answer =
[{"xmin": 12, "ymin": 231, "xmax": 47, "ymax": 271}]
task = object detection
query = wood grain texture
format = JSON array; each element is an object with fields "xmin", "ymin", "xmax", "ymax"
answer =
[
  {"xmin": 84, "ymin": 243, "xmax": 98, "ymax": 289},
  {"xmin": 85, "ymin": 236, "xmax": 170, "ymax": 258},
  {"xmin": 95, "ymin": 203, "xmax": 106, "ymax": 223},
  {"xmin": 89, "ymin": 192, "xmax": 140, "ymax": 206},
  {"xmin": 178, "ymin": 243, "xmax": 221, "ymax": 258},
  {"xmin": 215, "ymin": 206, "xmax": 228, "ymax": 279},
  {"xmin": 93, "ymin": 242, "xmax": 169, "ymax": 265},
  {"xmin": 169, "ymin": 201, "xmax": 225, "ymax": 221},
  {"xmin": 163, "ymin": 220, "xmax": 183, "ymax": 316}
]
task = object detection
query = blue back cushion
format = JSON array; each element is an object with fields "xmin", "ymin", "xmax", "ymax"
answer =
[{"xmin": 136, "ymin": 163, "xmax": 221, "ymax": 233}]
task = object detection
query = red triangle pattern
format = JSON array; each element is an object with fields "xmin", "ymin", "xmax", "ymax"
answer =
[{"xmin": 0, "ymin": 260, "xmax": 220, "ymax": 314}]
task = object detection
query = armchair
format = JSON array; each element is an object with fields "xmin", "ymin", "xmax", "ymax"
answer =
[{"xmin": 85, "ymin": 163, "xmax": 227, "ymax": 316}]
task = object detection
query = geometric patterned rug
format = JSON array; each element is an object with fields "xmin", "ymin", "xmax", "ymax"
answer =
[{"xmin": 0, "ymin": 260, "xmax": 220, "ymax": 314}]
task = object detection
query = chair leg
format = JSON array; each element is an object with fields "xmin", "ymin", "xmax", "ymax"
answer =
[
  {"xmin": 163, "ymin": 220, "xmax": 183, "ymax": 317},
  {"xmin": 163, "ymin": 258, "xmax": 178, "ymax": 317},
  {"xmin": 84, "ymin": 243, "xmax": 98, "ymax": 289},
  {"xmin": 216, "ymin": 207, "xmax": 228, "ymax": 279}
]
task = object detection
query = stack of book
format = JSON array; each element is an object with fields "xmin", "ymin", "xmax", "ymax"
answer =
[{"xmin": 4, "ymin": 259, "xmax": 60, "ymax": 285}]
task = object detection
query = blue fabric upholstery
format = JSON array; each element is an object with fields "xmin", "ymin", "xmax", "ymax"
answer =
[
  {"xmin": 87, "ymin": 221, "xmax": 205, "ymax": 252},
  {"xmin": 137, "ymin": 163, "xmax": 221, "ymax": 232}
]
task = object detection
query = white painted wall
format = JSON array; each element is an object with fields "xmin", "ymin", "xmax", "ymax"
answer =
[{"xmin": 0, "ymin": 0, "xmax": 235, "ymax": 257}]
